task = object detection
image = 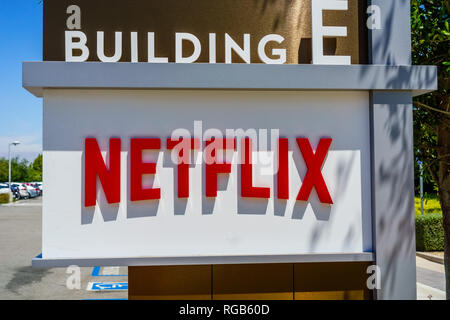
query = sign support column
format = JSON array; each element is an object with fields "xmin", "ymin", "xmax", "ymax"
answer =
[{"xmin": 369, "ymin": 0, "xmax": 417, "ymax": 299}]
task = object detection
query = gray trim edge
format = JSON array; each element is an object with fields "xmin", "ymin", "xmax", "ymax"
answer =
[
  {"xmin": 32, "ymin": 252, "xmax": 375, "ymax": 268},
  {"xmin": 23, "ymin": 62, "xmax": 437, "ymax": 97}
]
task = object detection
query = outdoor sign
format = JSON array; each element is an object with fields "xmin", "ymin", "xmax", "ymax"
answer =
[
  {"xmin": 35, "ymin": 0, "xmax": 375, "ymax": 260},
  {"xmin": 43, "ymin": 89, "xmax": 371, "ymax": 258},
  {"xmin": 44, "ymin": 0, "xmax": 368, "ymax": 64},
  {"xmin": 26, "ymin": 0, "xmax": 438, "ymax": 300}
]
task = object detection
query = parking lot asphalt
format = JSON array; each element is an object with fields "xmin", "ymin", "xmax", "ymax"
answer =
[
  {"xmin": 0, "ymin": 197, "xmax": 446, "ymax": 300},
  {"xmin": 0, "ymin": 197, "xmax": 127, "ymax": 300}
]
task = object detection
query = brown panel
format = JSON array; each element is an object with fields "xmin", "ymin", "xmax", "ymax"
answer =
[
  {"xmin": 295, "ymin": 290, "xmax": 366, "ymax": 300},
  {"xmin": 128, "ymin": 265, "xmax": 211, "ymax": 300},
  {"xmin": 294, "ymin": 262, "xmax": 372, "ymax": 300},
  {"xmin": 128, "ymin": 263, "xmax": 372, "ymax": 300},
  {"xmin": 212, "ymin": 264, "xmax": 293, "ymax": 300},
  {"xmin": 44, "ymin": 0, "xmax": 368, "ymax": 64}
]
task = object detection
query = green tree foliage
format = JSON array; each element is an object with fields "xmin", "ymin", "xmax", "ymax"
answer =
[
  {"xmin": 0, "ymin": 154, "xmax": 42, "ymax": 183},
  {"xmin": 411, "ymin": 0, "xmax": 449, "ymax": 298},
  {"xmin": 412, "ymin": 0, "xmax": 449, "ymax": 185},
  {"xmin": 27, "ymin": 154, "xmax": 42, "ymax": 182}
]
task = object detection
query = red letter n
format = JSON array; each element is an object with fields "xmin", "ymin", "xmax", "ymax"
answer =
[{"xmin": 84, "ymin": 138, "xmax": 121, "ymax": 207}]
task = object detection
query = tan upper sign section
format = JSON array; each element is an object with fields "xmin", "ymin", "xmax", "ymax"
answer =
[{"xmin": 44, "ymin": 0, "xmax": 368, "ymax": 64}]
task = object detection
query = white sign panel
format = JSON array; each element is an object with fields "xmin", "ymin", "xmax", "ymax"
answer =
[{"xmin": 43, "ymin": 90, "xmax": 372, "ymax": 260}]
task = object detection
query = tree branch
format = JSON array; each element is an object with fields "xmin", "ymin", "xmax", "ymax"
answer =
[
  {"xmin": 426, "ymin": 165, "xmax": 440, "ymax": 190},
  {"xmin": 414, "ymin": 101, "xmax": 450, "ymax": 116}
]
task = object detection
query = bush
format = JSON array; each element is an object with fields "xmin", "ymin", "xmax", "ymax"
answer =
[
  {"xmin": 0, "ymin": 193, "xmax": 9, "ymax": 204},
  {"xmin": 414, "ymin": 196, "xmax": 442, "ymax": 216},
  {"xmin": 416, "ymin": 213, "xmax": 444, "ymax": 251}
]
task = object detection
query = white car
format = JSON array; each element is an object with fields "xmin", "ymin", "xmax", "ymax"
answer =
[
  {"xmin": 35, "ymin": 182, "xmax": 43, "ymax": 194},
  {"xmin": 11, "ymin": 183, "xmax": 30, "ymax": 199},
  {"xmin": 24, "ymin": 184, "xmax": 38, "ymax": 198},
  {"xmin": 0, "ymin": 183, "xmax": 10, "ymax": 195}
]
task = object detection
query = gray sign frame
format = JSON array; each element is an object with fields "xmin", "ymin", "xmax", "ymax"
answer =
[
  {"xmin": 368, "ymin": 0, "xmax": 418, "ymax": 300},
  {"xmin": 23, "ymin": 0, "xmax": 437, "ymax": 300}
]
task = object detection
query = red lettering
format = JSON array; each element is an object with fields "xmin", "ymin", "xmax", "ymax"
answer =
[
  {"xmin": 83, "ymin": 136, "xmax": 334, "ymax": 206},
  {"xmin": 130, "ymin": 138, "xmax": 161, "ymax": 201},
  {"xmin": 205, "ymin": 138, "xmax": 235, "ymax": 197},
  {"xmin": 241, "ymin": 138, "xmax": 270, "ymax": 198},
  {"xmin": 296, "ymin": 138, "xmax": 333, "ymax": 204},
  {"xmin": 277, "ymin": 138, "xmax": 289, "ymax": 200},
  {"xmin": 84, "ymin": 138, "xmax": 121, "ymax": 207},
  {"xmin": 167, "ymin": 138, "xmax": 200, "ymax": 198}
]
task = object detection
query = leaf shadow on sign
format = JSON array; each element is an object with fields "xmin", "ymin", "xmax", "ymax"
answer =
[
  {"xmin": 298, "ymin": 38, "xmax": 338, "ymax": 64},
  {"xmin": 356, "ymin": 0, "xmax": 435, "ymax": 297},
  {"xmin": 334, "ymin": 151, "xmax": 372, "ymax": 252},
  {"xmin": 369, "ymin": 93, "xmax": 417, "ymax": 297},
  {"xmin": 255, "ymin": 0, "xmax": 293, "ymax": 31}
]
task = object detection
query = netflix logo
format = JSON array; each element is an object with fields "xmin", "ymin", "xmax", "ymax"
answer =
[{"xmin": 84, "ymin": 127, "xmax": 333, "ymax": 208}]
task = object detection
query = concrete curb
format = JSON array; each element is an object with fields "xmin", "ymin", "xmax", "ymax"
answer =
[{"xmin": 417, "ymin": 252, "xmax": 444, "ymax": 265}]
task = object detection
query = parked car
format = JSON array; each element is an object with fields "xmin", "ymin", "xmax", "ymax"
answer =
[
  {"xmin": 35, "ymin": 182, "xmax": 43, "ymax": 195},
  {"xmin": 11, "ymin": 183, "xmax": 30, "ymax": 199},
  {"xmin": 28, "ymin": 183, "xmax": 41, "ymax": 196},
  {"xmin": 0, "ymin": 183, "xmax": 10, "ymax": 195},
  {"xmin": 9, "ymin": 184, "xmax": 20, "ymax": 200},
  {"xmin": 24, "ymin": 184, "xmax": 38, "ymax": 198}
]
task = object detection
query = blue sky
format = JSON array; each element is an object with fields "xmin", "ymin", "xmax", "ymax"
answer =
[{"xmin": 0, "ymin": 1, "xmax": 42, "ymax": 161}]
